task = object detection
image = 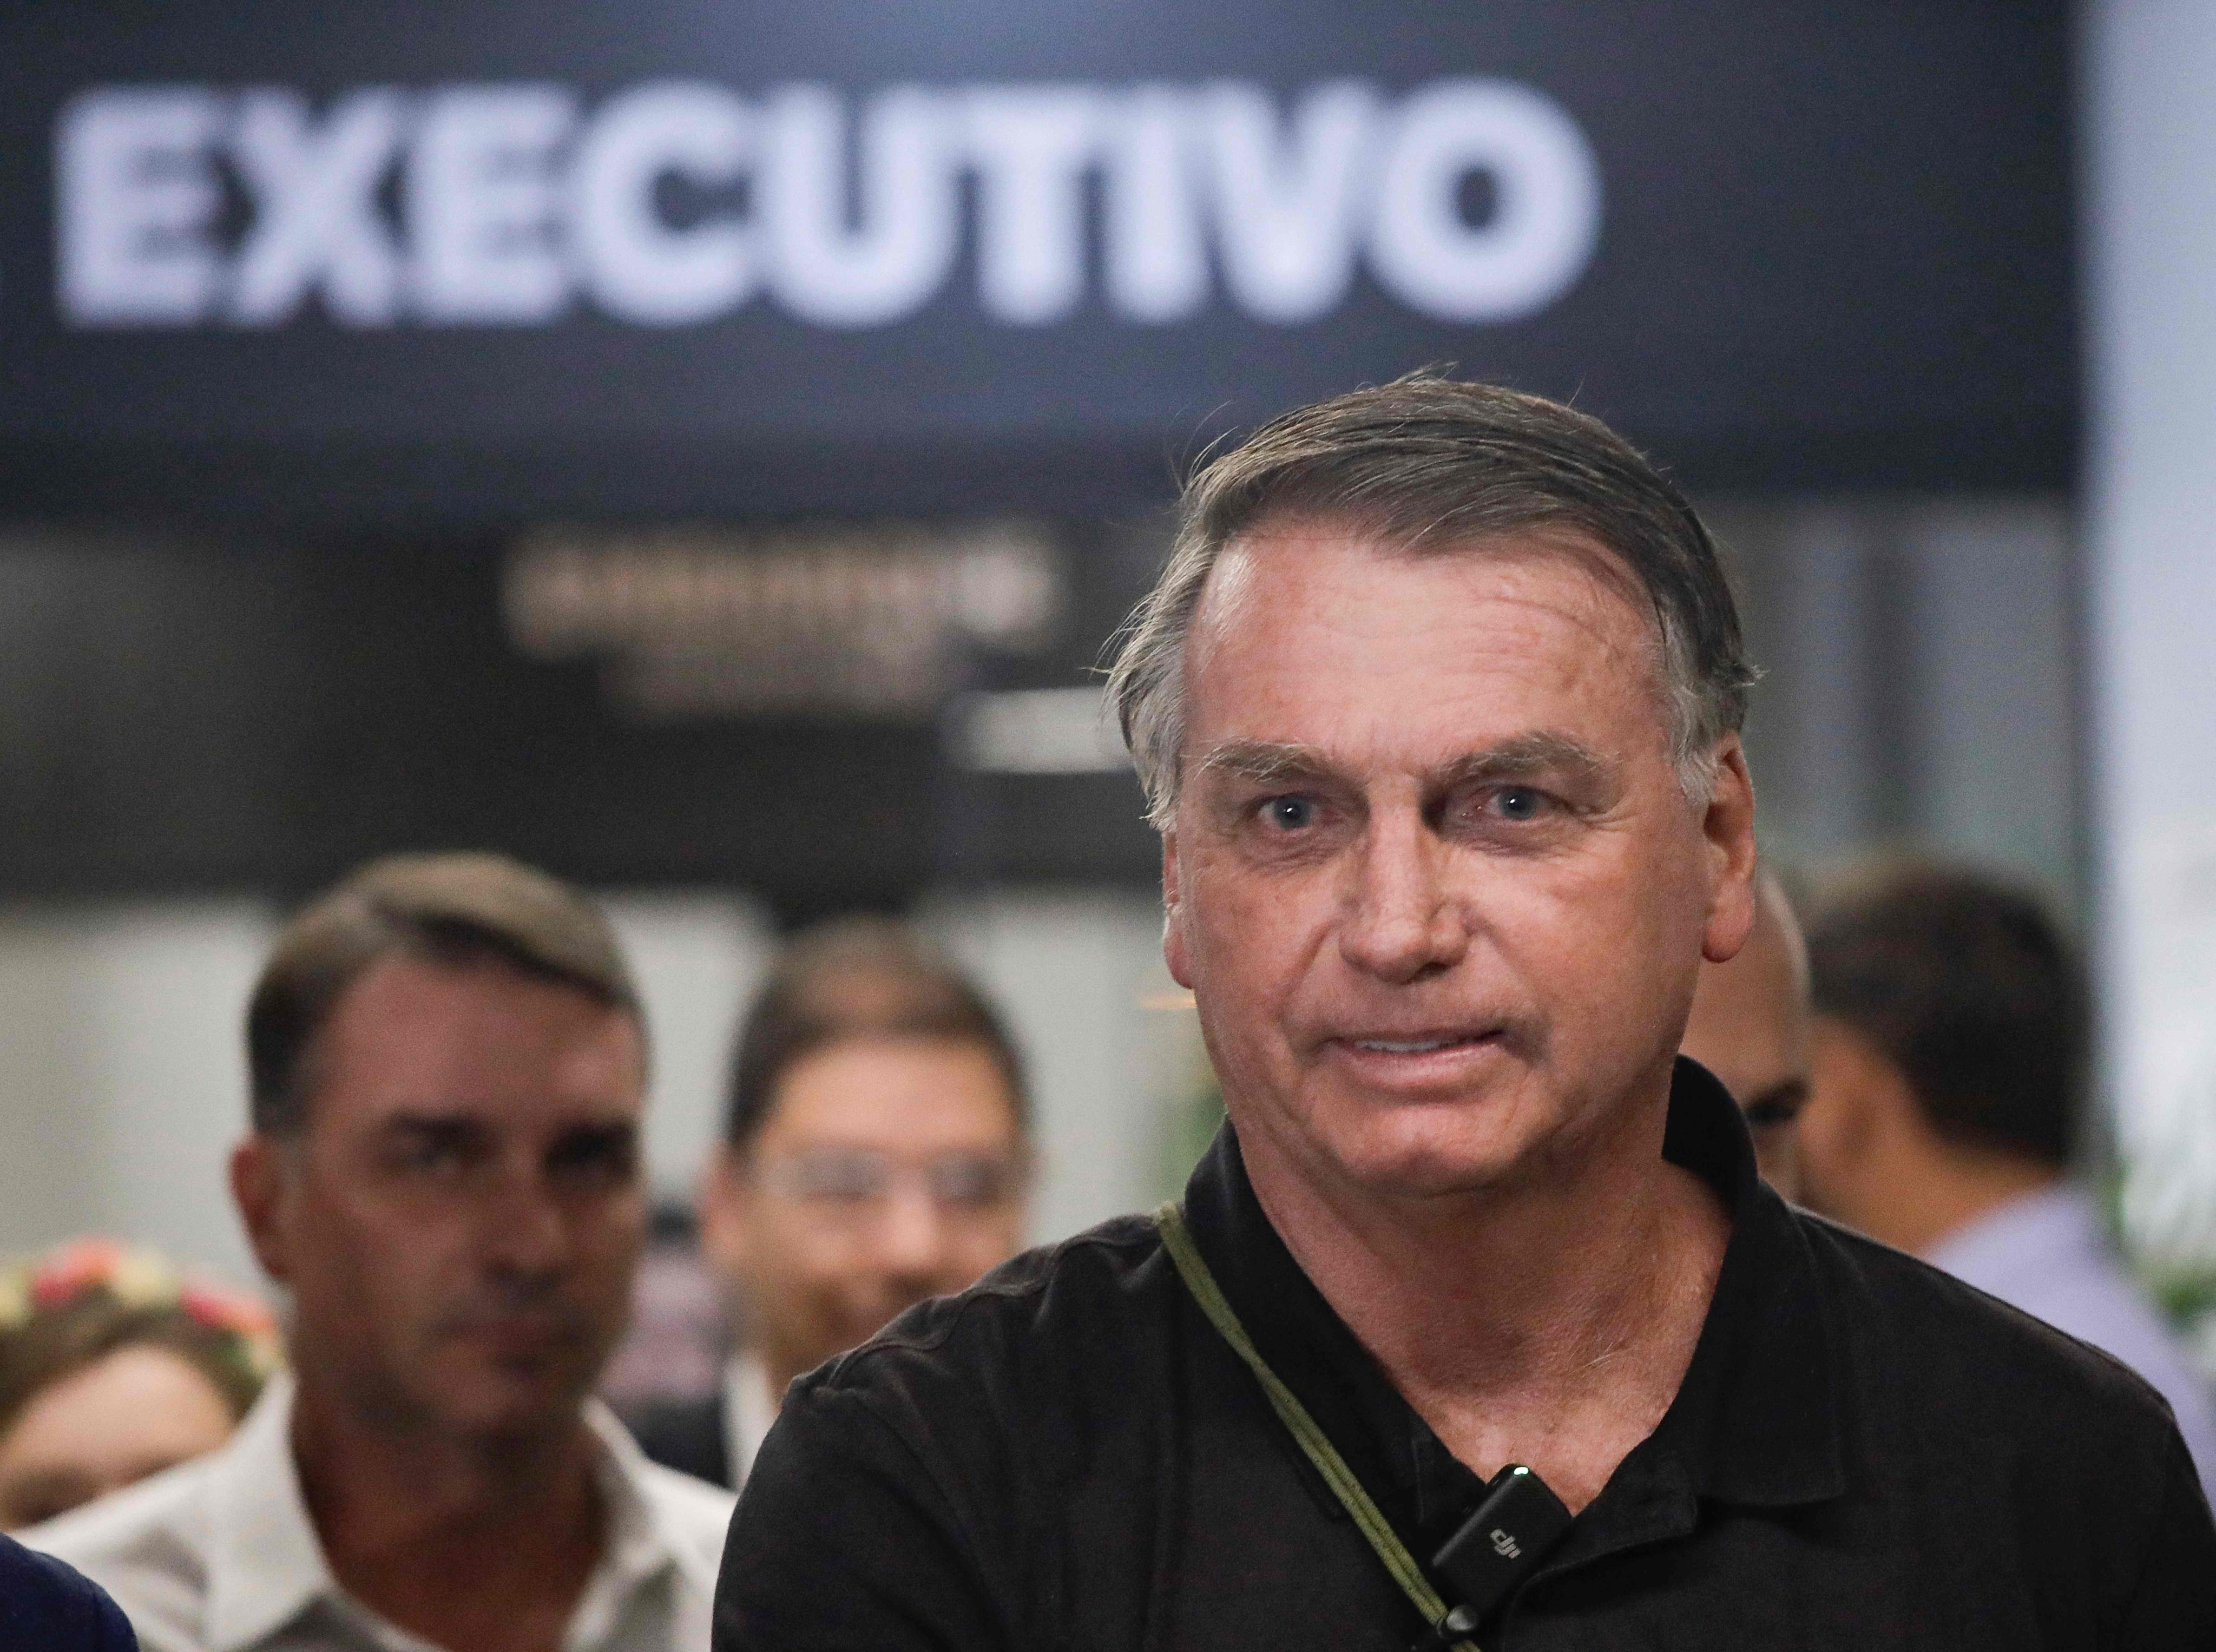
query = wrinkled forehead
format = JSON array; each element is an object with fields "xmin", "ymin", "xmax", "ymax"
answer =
[{"xmin": 1186, "ymin": 515, "xmax": 1672, "ymax": 714}]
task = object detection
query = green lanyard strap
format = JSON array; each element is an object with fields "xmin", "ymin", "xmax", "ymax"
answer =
[{"xmin": 1153, "ymin": 1202, "xmax": 1481, "ymax": 1652}]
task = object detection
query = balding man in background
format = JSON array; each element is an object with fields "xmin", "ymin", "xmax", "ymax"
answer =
[{"xmin": 1679, "ymin": 869, "xmax": 1811, "ymax": 1197}]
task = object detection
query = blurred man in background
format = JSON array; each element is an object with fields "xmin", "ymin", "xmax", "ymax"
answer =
[
  {"xmin": 1797, "ymin": 860, "xmax": 2216, "ymax": 1493},
  {"xmin": 630, "ymin": 919, "xmax": 1030, "ymax": 1491},
  {"xmin": 1679, "ymin": 868, "xmax": 1811, "ymax": 1197},
  {"xmin": 27, "ymin": 853, "xmax": 732, "ymax": 1652}
]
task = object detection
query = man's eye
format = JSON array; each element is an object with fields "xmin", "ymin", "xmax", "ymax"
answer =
[
  {"xmin": 404, "ymin": 1141, "xmax": 468, "ymax": 1173},
  {"xmin": 382, "ymin": 1127, "xmax": 485, "ymax": 1178},
  {"xmin": 1490, "ymin": 786, "xmax": 1549, "ymax": 821},
  {"xmin": 549, "ymin": 1131, "xmax": 639, "ymax": 1190},
  {"xmin": 1260, "ymin": 795, "xmax": 1318, "ymax": 830}
]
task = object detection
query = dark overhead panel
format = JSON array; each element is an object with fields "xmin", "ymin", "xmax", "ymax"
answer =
[{"xmin": 0, "ymin": 0, "xmax": 2074, "ymax": 525}]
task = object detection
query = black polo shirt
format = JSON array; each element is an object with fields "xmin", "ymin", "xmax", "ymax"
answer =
[{"xmin": 715, "ymin": 1062, "xmax": 2216, "ymax": 1648}]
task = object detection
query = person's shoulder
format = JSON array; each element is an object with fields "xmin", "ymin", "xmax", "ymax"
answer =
[
  {"xmin": 1795, "ymin": 1207, "xmax": 2186, "ymax": 1446},
  {"xmin": 14, "ymin": 1457, "xmax": 218, "ymax": 1648},
  {"xmin": 0, "ymin": 1533, "xmax": 138, "ymax": 1650},
  {"xmin": 843, "ymin": 1212, "xmax": 1165, "ymax": 1365},
  {"xmin": 18, "ymin": 1451, "xmax": 216, "ymax": 1574},
  {"xmin": 738, "ymin": 1212, "xmax": 1172, "ymax": 1556},
  {"xmin": 789, "ymin": 1212, "xmax": 1171, "ymax": 1434}
]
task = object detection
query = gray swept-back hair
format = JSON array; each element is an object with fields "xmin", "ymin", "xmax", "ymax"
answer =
[{"xmin": 1106, "ymin": 372, "xmax": 1757, "ymax": 827}]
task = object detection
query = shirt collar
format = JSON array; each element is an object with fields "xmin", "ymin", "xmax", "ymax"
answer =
[
  {"xmin": 203, "ymin": 1374, "xmax": 335, "ymax": 1652},
  {"xmin": 199, "ymin": 1372, "xmax": 712, "ymax": 1651},
  {"xmin": 1643, "ymin": 1063, "xmax": 1844, "ymax": 1507},
  {"xmin": 724, "ymin": 1351, "xmax": 779, "ymax": 1489},
  {"xmin": 569, "ymin": 1398, "xmax": 721, "ymax": 1637},
  {"xmin": 1180, "ymin": 1057, "xmax": 1843, "ymax": 1543}
]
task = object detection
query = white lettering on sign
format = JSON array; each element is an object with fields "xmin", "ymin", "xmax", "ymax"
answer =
[
  {"xmin": 52, "ymin": 77, "xmax": 1602, "ymax": 331},
  {"xmin": 1370, "ymin": 80, "xmax": 1601, "ymax": 324},
  {"xmin": 56, "ymin": 88, "xmax": 226, "ymax": 323},
  {"xmin": 962, "ymin": 85, "xmax": 1104, "ymax": 326},
  {"xmin": 1102, "ymin": 85, "xmax": 1209, "ymax": 322},
  {"xmin": 408, "ymin": 84, "xmax": 575, "ymax": 324},
  {"xmin": 228, "ymin": 87, "xmax": 406, "ymax": 324},
  {"xmin": 762, "ymin": 85, "xmax": 958, "ymax": 326},
  {"xmin": 1203, "ymin": 81, "xmax": 1376, "ymax": 324},
  {"xmin": 573, "ymin": 81, "xmax": 758, "ymax": 324}
]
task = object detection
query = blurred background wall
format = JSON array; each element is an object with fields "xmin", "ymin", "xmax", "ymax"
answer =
[{"xmin": 2087, "ymin": 0, "xmax": 2216, "ymax": 1278}]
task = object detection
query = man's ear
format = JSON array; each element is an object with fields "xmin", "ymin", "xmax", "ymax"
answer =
[
  {"xmin": 229, "ymin": 1134, "xmax": 294, "ymax": 1286},
  {"xmin": 1698, "ymin": 736, "xmax": 1759, "ymax": 965},
  {"xmin": 1161, "ymin": 830, "xmax": 1194, "ymax": 990}
]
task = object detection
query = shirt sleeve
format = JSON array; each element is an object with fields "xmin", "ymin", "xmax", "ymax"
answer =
[
  {"xmin": 2109, "ymin": 1431, "xmax": 2216, "ymax": 1649},
  {"xmin": 712, "ymin": 1379, "xmax": 1005, "ymax": 1652},
  {"xmin": 0, "ymin": 1538, "xmax": 142, "ymax": 1652}
]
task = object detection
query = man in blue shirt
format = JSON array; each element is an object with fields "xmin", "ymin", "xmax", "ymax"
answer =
[{"xmin": 1796, "ymin": 859, "xmax": 2216, "ymax": 1495}]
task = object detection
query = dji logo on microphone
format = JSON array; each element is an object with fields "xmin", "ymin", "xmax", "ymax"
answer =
[{"xmin": 1490, "ymin": 1529, "xmax": 1521, "ymax": 1560}]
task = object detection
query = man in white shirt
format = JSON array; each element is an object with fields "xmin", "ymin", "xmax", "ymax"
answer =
[
  {"xmin": 1794, "ymin": 859, "xmax": 2216, "ymax": 1496},
  {"xmin": 628, "ymin": 919, "xmax": 1030, "ymax": 1491},
  {"xmin": 25, "ymin": 853, "xmax": 734, "ymax": 1652}
]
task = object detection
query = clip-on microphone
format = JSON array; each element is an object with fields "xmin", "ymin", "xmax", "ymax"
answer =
[{"xmin": 1408, "ymin": 1464, "xmax": 1573, "ymax": 1650}]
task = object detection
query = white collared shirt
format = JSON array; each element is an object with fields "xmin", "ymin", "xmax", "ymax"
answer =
[
  {"xmin": 720, "ymin": 1353, "xmax": 778, "ymax": 1492},
  {"xmin": 19, "ymin": 1374, "xmax": 735, "ymax": 1652}
]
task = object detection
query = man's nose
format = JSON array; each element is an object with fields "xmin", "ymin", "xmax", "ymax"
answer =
[
  {"xmin": 871, "ymin": 1181, "xmax": 952, "ymax": 1281},
  {"xmin": 1338, "ymin": 806, "xmax": 1469, "ymax": 984},
  {"xmin": 483, "ymin": 1164, "xmax": 571, "ymax": 1275}
]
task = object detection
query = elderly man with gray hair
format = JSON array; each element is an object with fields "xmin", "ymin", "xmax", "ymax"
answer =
[{"xmin": 715, "ymin": 377, "xmax": 2216, "ymax": 1649}]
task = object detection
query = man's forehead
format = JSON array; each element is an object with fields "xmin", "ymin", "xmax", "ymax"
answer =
[
  {"xmin": 1188, "ymin": 523, "xmax": 1660, "ymax": 689},
  {"xmin": 310, "ymin": 954, "xmax": 645, "ymax": 1124},
  {"xmin": 765, "ymin": 1035, "xmax": 1022, "ymax": 1142},
  {"xmin": 1199, "ymin": 515, "xmax": 1653, "ymax": 620},
  {"xmin": 1180, "ymin": 530, "xmax": 1670, "ymax": 779},
  {"xmin": 327, "ymin": 953, "xmax": 638, "ymax": 1049}
]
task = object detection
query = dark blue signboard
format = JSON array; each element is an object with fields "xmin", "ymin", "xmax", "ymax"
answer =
[{"xmin": 0, "ymin": 1, "xmax": 2072, "ymax": 521}]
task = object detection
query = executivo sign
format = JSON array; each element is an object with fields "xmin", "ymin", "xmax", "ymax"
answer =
[
  {"xmin": 60, "ymin": 80, "xmax": 1599, "ymax": 330},
  {"xmin": 0, "ymin": 2, "xmax": 2074, "ymax": 515}
]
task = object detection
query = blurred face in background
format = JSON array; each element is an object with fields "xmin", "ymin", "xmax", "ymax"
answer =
[
  {"xmin": 232, "ymin": 953, "xmax": 648, "ymax": 1444},
  {"xmin": 700, "ymin": 1035, "xmax": 1028, "ymax": 1393},
  {"xmin": 0, "ymin": 1344, "xmax": 234, "ymax": 1528}
]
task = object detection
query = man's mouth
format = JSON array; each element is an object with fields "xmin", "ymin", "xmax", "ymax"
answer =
[
  {"xmin": 442, "ymin": 1304, "xmax": 589, "ymax": 1349},
  {"xmin": 1332, "ymin": 1024, "xmax": 1510, "ymax": 1063},
  {"xmin": 1349, "ymin": 1034, "xmax": 1492, "ymax": 1055}
]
